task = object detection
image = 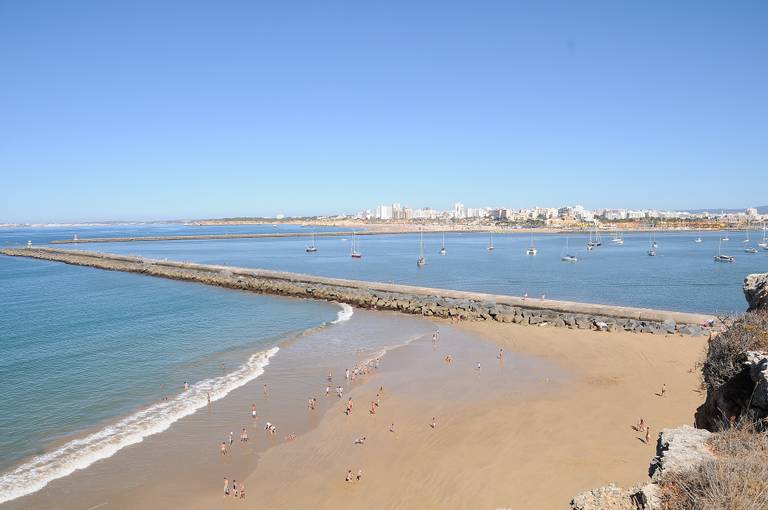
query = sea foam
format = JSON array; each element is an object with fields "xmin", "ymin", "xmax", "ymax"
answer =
[
  {"xmin": 0, "ymin": 347, "xmax": 278, "ymax": 505},
  {"xmin": 331, "ymin": 303, "xmax": 354, "ymax": 324}
]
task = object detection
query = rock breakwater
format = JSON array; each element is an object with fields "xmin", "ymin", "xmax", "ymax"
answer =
[{"xmin": 1, "ymin": 247, "xmax": 714, "ymax": 335}]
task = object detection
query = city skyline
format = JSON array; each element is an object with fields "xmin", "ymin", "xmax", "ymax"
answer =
[{"xmin": 2, "ymin": 1, "xmax": 767, "ymax": 223}]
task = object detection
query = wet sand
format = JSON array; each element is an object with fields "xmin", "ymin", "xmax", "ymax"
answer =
[{"xmin": 7, "ymin": 313, "xmax": 706, "ymax": 509}]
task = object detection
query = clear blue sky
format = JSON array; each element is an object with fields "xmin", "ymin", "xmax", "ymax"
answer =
[{"xmin": 1, "ymin": 1, "xmax": 766, "ymax": 222}]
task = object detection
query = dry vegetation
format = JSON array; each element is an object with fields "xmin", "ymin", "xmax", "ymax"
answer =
[
  {"xmin": 659, "ymin": 423, "xmax": 768, "ymax": 510},
  {"xmin": 701, "ymin": 310, "xmax": 768, "ymax": 392}
]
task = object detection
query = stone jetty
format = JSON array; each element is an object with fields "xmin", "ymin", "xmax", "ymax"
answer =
[{"xmin": 1, "ymin": 247, "xmax": 715, "ymax": 335}]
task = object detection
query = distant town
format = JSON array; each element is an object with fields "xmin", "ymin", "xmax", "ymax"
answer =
[{"xmin": 242, "ymin": 203, "xmax": 768, "ymax": 231}]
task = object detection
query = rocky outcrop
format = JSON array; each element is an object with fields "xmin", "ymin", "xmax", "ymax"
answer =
[
  {"xmin": 744, "ymin": 273, "xmax": 768, "ymax": 311},
  {"xmin": 0, "ymin": 247, "xmax": 715, "ymax": 336},
  {"xmin": 570, "ymin": 483, "xmax": 660, "ymax": 510},
  {"xmin": 571, "ymin": 426, "xmax": 713, "ymax": 510},
  {"xmin": 649, "ymin": 426, "xmax": 714, "ymax": 480},
  {"xmin": 695, "ymin": 351, "xmax": 768, "ymax": 431}
]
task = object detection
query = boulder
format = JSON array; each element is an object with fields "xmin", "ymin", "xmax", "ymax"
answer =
[
  {"xmin": 745, "ymin": 351, "xmax": 768, "ymax": 413},
  {"xmin": 661, "ymin": 319, "xmax": 676, "ymax": 334},
  {"xmin": 649, "ymin": 425, "xmax": 714, "ymax": 480},
  {"xmin": 743, "ymin": 273, "xmax": 768, "ymax": 311},
  {"xmin": 570, "ymin": 484, "xmax": 637, "ymax": 510}
]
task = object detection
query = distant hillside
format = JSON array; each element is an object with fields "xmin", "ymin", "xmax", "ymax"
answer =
[{"xmin": 685, "ymin": 205, "xmax": 768, "ymax": 214}]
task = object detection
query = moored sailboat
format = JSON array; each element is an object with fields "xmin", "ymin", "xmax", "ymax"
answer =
[
  {"xmin": 561, "ymin": 236, "xmax": 577, "ymax": 262},
  {"xmin": 714, "ymin": 238, "xmax": 734, "ymax": 262},
  {"xmin": 487, "ymin": 231, "xmax": 494, "ymax": 251},
  {"xmin": 417, "ymin": 230, "xmax": 426, "ymax": 267},
  {"xmin": 350, "ymin": 232, "xmax": 362, "ymax": 258},
  {"xmin": 439, "ymin": 232, "xmax": 447, "ymax": 255},
  {"xmin": 526, "ymin": 232, "xmax": 537, "ymax": 256},
  {"xmin": 305, "ymin": 232, "xmax": 318, "ymax": 252}
]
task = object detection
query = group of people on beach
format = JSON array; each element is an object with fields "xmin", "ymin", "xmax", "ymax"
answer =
[
  {"xmin": 223, "ymin": 477, "xmax": 246, "ymax": 500},
  {"xmin": 634, "ymin": 383, "xmax": 669, "ymax": 445}
]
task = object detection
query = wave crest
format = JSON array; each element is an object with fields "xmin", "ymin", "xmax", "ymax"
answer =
[
  {"xmin": 331, "ymin": 303, "xmax": 354, "ymax": 324},
  {"xmin": 0, "ymin": 347, "xmax": 278, "ymax": 505}
]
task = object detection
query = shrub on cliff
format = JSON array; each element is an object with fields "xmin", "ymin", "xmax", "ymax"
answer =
[
  {"xmin": 701, "ymin": 310, "xmax": 768, "ymax": 392},
  {"xmin": 659, "ymin": 422, "xmax": 768, "ymax": 510}
]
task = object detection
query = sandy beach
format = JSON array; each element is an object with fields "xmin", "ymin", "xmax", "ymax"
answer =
[{"xmin": 6, "ymin": 311, "xmax": 707, "ymax": 510}]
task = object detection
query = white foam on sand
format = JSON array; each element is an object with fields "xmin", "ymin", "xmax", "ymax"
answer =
[
  {"xmin": 331, "ymin": 303, "xmax": 354, "ymax": 324},
  {"xmin": 0, "ymin": 347, "xmax": 279, "ymax": 505}
]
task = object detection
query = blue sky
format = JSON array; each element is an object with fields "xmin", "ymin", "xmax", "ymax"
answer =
[{"xmin": 1, "ymin": 1, "xmax": 766, "ymax": 222}]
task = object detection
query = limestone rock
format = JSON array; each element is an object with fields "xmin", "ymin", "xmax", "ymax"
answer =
[
  {"xmin": 743, "ymin": 273, "xmax": 768, "ymax": 311},
  {"xmin": 570, "ymin": 484, "xmax": 636, "ymax": 510},
  {"xmin": 649, "ymin": 426, "xmax": 713, "ymax": 480}
]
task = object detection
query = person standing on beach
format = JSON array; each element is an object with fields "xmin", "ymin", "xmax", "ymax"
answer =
[
  {"xmin": 223, "ymin": 477, "xmax": 229, "ymax": 496},
  {"xmin": 431, "ymin": 417, "xmax": 437, "ymax": 429},
  {"xmin": 229, "ymin": 431, "xmax": 234, "ymax": 446},
  {"xmin": 345, "ymin": 368, "xmax": 350, "ymax": 380},
  {"xmin": 220, "ymin": 442, "xmax": 227, "ymax": 455},
  {"xmin": 660, "ymin": 384, "xmax": 667, "ymax": 397},
  {"xmin": 325, "ymin": 385, "xmax": 330, "ymax": 397},
  {"xmin": 184, "ymin": 381, "xmax": 189, "ymax": 391},
  {"xmin": 252, "ymin": 403, "xmax": 257, "ymax": 418},
  {"xmin": 346, "ymin": 470, "xmax": 353, "ymax": 482},
  {"xmin": 356, "ymin": 469, "xmax": 363, "ymax": 481},
  {"xmin": 645, "ymin": 426, "xmax": 651, "ymax": 444},
  {"xmin": 263, "ymin": 383, "xmax": 268, "ymax": 395}
]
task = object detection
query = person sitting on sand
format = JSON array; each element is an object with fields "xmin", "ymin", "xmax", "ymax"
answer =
[
  {"xmin": 389, "ymin": 423, "xmax": 395, "ymax": 433},
  {"xmin": 660, "ymin": 384, "xmax": 667, "ymax": 397},
  {"xmin": 356, "ymin": 469, "xmax": 363, "ymax": 481},
  {"xmin": 346, "ymin": 470, "xmax": 353, "ymax": 482},
  {"xmin": 239, "ymin": 483, "xmax": 246, "ymax": 499},
  {"xmin": 354, "ymin": 436, "xmax": 366, "ymax": 445},
  {"xmin": 431, "ymin": 417, "xmax": 436, "ymax": 429},
  {"xmin": 286, "ymin": 433, "xmax": 296, "ymax": 441},
  {"xmin": 370, "ymin": 401, "xmax": 376, "ymax": 414}
]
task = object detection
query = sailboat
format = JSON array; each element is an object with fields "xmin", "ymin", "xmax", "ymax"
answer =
[
  {"xmin": 647, "ymin": 231, "xmax": 656, "ymax": 256},
  {"xmin": 742, "ymin": 229, "xmax": 751, "ymax": 244},
  {"xmin": 721, "ymin": 233, "xmax": 730, "ymax": 241},
  {"xmin": 611, "ymin": 231, "xmax": 624, "ymax": 244},
  {"xmin": 744, "ymin": 247, "xmax": 758, "ymax": 254},
  {"xmin": 759, "ymin": 223, "xmax": 768, "ymax": 249},
  {"xmin": 561, "ymin": 236, "xmax": 577, "ymax": 262},
  {"xmin": 487, "ymin": 231, "xmax": 494, "ymax": 251},
  {"xmin": 694, "ymin": 231, "xmax": 703, "ymax": 243},
  {"xmin": 305, "ymin": 232, "xmax": 318, "ymax": 252},
  {"xmin": 713, "ymin": 238, "xmax": 734, "ymax": 262},
  {"xmin": 587, "ymin": 226, "xmax": 600, "ymax": 248},
  {"xmin": 439, "ymin": 232, "xmax": 447, "ymax": 255},
  {"xmin": 417, "ymin": 231, "xmax": 426, "ymax": 267},
  {"xmin": 350, "ymin": 232, "xmax": 362, "ymax": 258},
  {"xmin": 526, "ymin": 232, "xmax": 537, "ymax": 256}
]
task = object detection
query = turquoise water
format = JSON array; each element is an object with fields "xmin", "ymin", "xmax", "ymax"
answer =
[
  {"xmin": 0, "ymin": 226, "xmax": 339, "ymax": 501},
  {"xmin": 49, "ymin": 228, "xmax": 768, "ymax": 315}
]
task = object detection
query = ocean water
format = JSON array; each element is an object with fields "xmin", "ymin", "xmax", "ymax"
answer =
[
  {"xmin": 0, "ymin": 228, "xmax": 340, "ymax": 503},
  {"xmin": 31, "ymin": 227, "xmax": 768, "ymax": 315},
  {"xmin": 0, "ymin": 224, "xmax": 765, "ymax": 504}
]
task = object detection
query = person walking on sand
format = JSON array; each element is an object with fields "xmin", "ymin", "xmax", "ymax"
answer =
[
  {"xmin": 356, "ymin": 469, "xmax": 363, "ymax": 481},
  {"xmin": 346, "ymin": 470, "xmax": 353, "ymax": 482},
  {"xmin": 325, "ymin": 385, "xmax": 330, "ymax": 397},
  {"xmin": 370, "ymin": 401, "xmax": 376, "ymax": 414},
  {"xmin": 431, "ymin": 417, "xmax": 437, "ymax": 429},
  {"xmin": 645, "ymin": 426, "xmax": 651, "ymax": 444},
  {"xmin": 252, "ymin": 403, "xmax": 257, "ymax": 418},
  {"xmin": 184, "ymin": 381, "xmax": 189, "ymax": 391},
  {"xmin": 497, "ymin": 348, "xmax": 504, "ymax": 360},
  {"xmin": 229, "ymin": 431, "xmax": 234, "ymax": 446},
  {"xmin": 345, "ymin": 368, "xmax": 350, "ymax": 380},
  {"xmin": 390, "ymin": 422, "xmax": 395, "ymax": 433},
  {"xmin": 223, "ymin": 477, "xmax": 229, "ymax": 496},
  {"xmin": 660, "ymin": 384, "xmax": 667, "ymax": 397},
  {"xmin": 220, "ymin": 441, "xmax": 227, "ymax": 455},
  {"xmin": 328, "ymin": 371, "xmax": 333, "ymax": 382},
  {"xmin": 207, "ymin": 392, "xmax": 211, "ymax": 405},
  {"xmin": 263, "ymin": 383, "xmax": 268, "ymax": 395}
]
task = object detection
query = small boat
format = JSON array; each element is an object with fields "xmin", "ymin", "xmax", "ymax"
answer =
[
  {"xmin": 759, "ymin": 223, "xmax": 767, "ymax": 249},
  {"xmin": 744, "ymin": 247, "xmax": 758, "ymax": 254},
  {"xmin": 305, "ymin": 232, "xmax": 318, "ymax": 252},
  {"xmin": 439, "ymin": 232, "xmax": 447, "ymax": 255},
  {"xmin": 350, "ymin": 232, "xmax": 362, "ymax": 258},
  {"xmin": 487, "ymin": 231, "xmax": 494, "ymax": 251},
  {"xmin": 561, "ymin": 236, "xmax": 577, "ymax": 262},
  {"xmin": 647, "ymin": 247, "xmax": 656, "ymax": 256},
  {"xmin": 713, "ymin": 239, "xmax": 734, "ymax": 262},
  {"xmin": 694, "ymin": 237, "xmax": 702, "ymax": 243},
  {"xmin": 526, "ymin": 233, "xmax": 537, "ymax": 256},
  {"xmin": 721, "ymin": 235, "xmax": 730, "ymax": 241},
  {"xmin": 612, "ymin": 232, "xmax": 624, "ymax": 245},
  {"xmin": 417, "ymin": 230, "xmax": 426, "ymax": 267},
  {"xmin": 587, "ymin": 226, "xmax": 601, "ymax": 248}
]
